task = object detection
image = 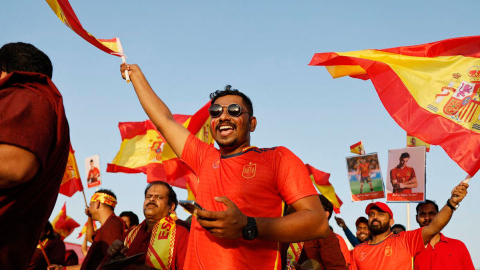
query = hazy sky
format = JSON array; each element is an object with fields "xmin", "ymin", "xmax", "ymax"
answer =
[{"xmin": 3, "ymin": 0, "xmax": 479, "ymax": 267}]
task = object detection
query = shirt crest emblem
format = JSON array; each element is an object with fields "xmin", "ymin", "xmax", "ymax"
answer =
[
  {"xmin": 385, "ymin": 245, "xmax": 393, "ymax": 256},
  {"xmin": 212, "ymin": 158, "xmax": 220, "ymax": 169},
  {"xmin": 242, "ymin": 162, "xmax": 256, "ymax": 178}
]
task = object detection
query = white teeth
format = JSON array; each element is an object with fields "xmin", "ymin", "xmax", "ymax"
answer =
[{"xmin": 219, "ymin": 126, "xmax": 232, "ymax": 130}]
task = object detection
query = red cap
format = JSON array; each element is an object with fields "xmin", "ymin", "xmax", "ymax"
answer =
[
  {"xmin": 355, "ymin": 217, "xmax": 368, "ymax": 227},
  {"xmin": 365, "ymin": 202, "xmax": 393, "ymax": 219}
]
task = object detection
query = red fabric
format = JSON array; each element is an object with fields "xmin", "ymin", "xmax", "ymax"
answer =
[
  {"xmin": 27, "ymin": 238, "xmax": 66, "ymax": 270},
  {"xmin": 390, "ymin": 166, "xmax": 416, "ymax": 194},
  {"xmin": 336, "ymin": 233, "xmax": 351, "ymax": 266},
  {"xmin": 52, "ymin": 203, "xmax": 80, "ymax": 240},
  {"xmin": 59, "ymin": 146, "xmax": 83, "ymax": 197},
  {"xmin": 0, "ymin": 72, "xmax": 70, "ymax": 270},
  {"xmin": 80, "ymin": 214, "xmax": 125, "ymax": 270},
  {"xmin": 414, "ymin": 233, "xmax": 474, "ymax": 270},
  {"xmin": 181, "ymin": 134, "xmax": 318, "ymax": 270},
  {"xmin": 299, "ymin": 228, "xmax": 347, "ymax": 269},
  {"xmin": 351, "ymin": 228, "xmax": 425, "ymax": 270},
  {"xmin": 121, "ymin": 220, "xmax": 189, "ymax": 269},
  {"xmin": 358, "ymin": 163, "xmax": 370, "ymax": 177},
  {"xmin": 64, "ymin": 242, "xmax": 85, "ymax": 265}
]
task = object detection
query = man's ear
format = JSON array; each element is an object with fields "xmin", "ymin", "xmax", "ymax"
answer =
[
  {"xmin": 169, "ymin": 203, "xmax": 175, "ymax": 214},
  {"xmin": 389, "ymin": 218, "xmax": 395, "ymax": 227},
  {"xmin": 249, "ymin": 116, "xmax": 257, "ymax": 132}
]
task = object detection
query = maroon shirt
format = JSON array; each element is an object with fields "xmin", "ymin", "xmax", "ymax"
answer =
[
  {"xmin": 0, "ymin": 72, "xmax": 70, "ymax": 270},
  {"xmin": 122, "ymin": 220, "xmax": 189, "ymax": 269},
  {"xmin": 28, "ymin": 237, "xmax": 66, "ymax": 270},
  {"xmin": 81, "ymin": 214, "xmax": 125, "ymax": 270},
  {"xmin": 299, "ymin": 227, "xmax": 348, "ymax": 270}
]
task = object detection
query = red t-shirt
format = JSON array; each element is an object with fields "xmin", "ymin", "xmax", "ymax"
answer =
[
  {"xmin": 81, "ymin": 214, "xmax": 125, "ymax": 270},
  {"xmin": 336, "ymin": 233, "xmax": 351, "ymax": 266},
  {"xmin": 121, "ymin": 220, "xmax": 189, "ymax": 269},
  {"xmin": 390, "ymin": 166, "xmax": 416, "ymax": 193},
  {"xmin": 358, "ymin": 163, "xmax": 370, "ymax": 177},
  {"xmin": 181, "ymin": 134, "xmax": 318, "ymax": 270},
  {"xmin": 351, "ymin": 228, "xmax": 425, "ymax": 270},
  {"xmin": 0, "ymin": 72, "xmax": 70, "ymax": 270},
  {"xmin": 414, "ymin": 233, "xmax": 474, "ymax": 270}
]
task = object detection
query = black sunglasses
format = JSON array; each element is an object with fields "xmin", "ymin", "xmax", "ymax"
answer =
[{"xmin": 208, "ymin": 103, "xmax": 247, "ymax": 118}]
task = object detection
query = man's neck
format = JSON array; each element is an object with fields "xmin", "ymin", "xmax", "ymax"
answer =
[
  {"xmin": 97, "ymin": 211, "xmax": 113, "ymax": 226},
  {"xmin": 219, "ymin": 141, "xmax": 251, "ymax": 156},
  {"xmin": 370, "ymin": 230, "xmax": 392, "ymax": 244},
  {"xmin": 429, "ymin": 233, "xmax": 441, "ymax": 247}
]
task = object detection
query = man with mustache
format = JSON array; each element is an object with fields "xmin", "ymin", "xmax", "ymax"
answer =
[
  {"xmin": 334, "ymin": 216, "xmax": 370, "ymax": 247},
  {"xmin": 102, "ymin": 181, "xmax": 189, "ymax": 270},
  {"xmin": 413, "ymin": 200, "xmax": 474, "ymax": 270},
  {"xmin": 351, "ymin": 181, "xmax": 468, "ymax": 270},
  {"xmin": 120, "ymin": 64, "xmax": 328, "ymax": 269}
]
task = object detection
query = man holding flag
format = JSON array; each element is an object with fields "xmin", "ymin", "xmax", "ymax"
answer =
[
  {"xmin": 0, "ymin": 42, "xmax": 70, "ymax": 269},
  {"xmin": 120, "ymin": 64, "xmax": 328, "ymax": 269}
]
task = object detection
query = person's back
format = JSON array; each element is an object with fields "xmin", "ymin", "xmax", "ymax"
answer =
[{"xmin": 0, "ymin": 42, "xmax": 70, "ymax": 269}]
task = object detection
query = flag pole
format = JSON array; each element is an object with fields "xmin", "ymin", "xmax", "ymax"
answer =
[
  {"xmin": 38, "ymin": 240, "xmax": 51, "ymax": 267},
  {"xmin": 116, "ymin": 38, "xmax": 130, "ymax": 83},
  {"xmin": 463, "ymin": 174, "xmax": 472, "ymax": 184},
  {"xmin": 406, "ymin": 203, "xmax": 410, "ymax": 230},
  {"xmin": 82, "ymin": 190, "xmax": 88, "ymax": 208}
]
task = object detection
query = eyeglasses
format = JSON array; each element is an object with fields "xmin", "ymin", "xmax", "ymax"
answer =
[{"xmin": 208, "ymin": 103, "xmax": 247, "ymax": 118}]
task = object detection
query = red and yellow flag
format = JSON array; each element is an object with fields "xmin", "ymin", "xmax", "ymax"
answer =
[
  {"xmin": 306, "ymin": 164, "xmax": 343, "ymax": 213},
  {"xmin": 407, "ymin": 134, "xmax": 430, "ymax": 152},
  {"xmin": 46, "ymin": 0, "xmax": 123, "ymax": 56},
  {"xmin": 77, "ymin": 220, "xmax": 97, "ymax": 239},
  {"xmin": 310, "ymin": 35, "xmax": 480, "ymax": 176},
  {"xmin": 107, "ymin": 102, "xmax": 213, "ymax": 189},
  {"xmin": 59, "ymin": 145, "xmax": 83, "ymax": 197},
  {"xmin": 350, "ymin": 141, "xmax": 365, "ymax": 155},
  {"xmin": 51, "ymin": 203, "xmax": 80, "ymax": 240}
]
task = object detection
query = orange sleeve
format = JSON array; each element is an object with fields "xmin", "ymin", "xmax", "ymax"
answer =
[{"xmin": 401, "ymin": 227, "xmax": 425, "ymax": 256}]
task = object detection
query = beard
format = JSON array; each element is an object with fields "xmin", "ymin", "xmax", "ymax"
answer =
[{"xmin": 369, "ymin": 220, "xmax": 390, "ymax": 235}]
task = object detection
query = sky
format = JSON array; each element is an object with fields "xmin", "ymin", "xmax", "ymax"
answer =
[{"xmin": 2, "ymin": 0, "xmax": 479, "ymax": 267}]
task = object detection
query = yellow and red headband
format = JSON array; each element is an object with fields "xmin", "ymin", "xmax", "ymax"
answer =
[{"xmin": 91, "ymin": 193, "xmax": 117, "ymax": 208}]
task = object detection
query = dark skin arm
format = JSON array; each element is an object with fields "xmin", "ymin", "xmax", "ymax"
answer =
[
  {"xmin": 0, "ymin": 144, "xmax": 39, "ymax": 188},
  {"xmin": 195, "ymin": 195, "xmax": 329, "ymax": 242},
  {"xmin": 421, "ymin": 181, "xmax": 468, "ymax": 245},
  {"xmin": 120, "ymin": 64, "xmax": 190, "ymax": 158}
]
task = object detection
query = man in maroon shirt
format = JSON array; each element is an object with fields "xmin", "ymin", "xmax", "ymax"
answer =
[
  {"xmin": 49, "ymin": 190, "xmax": 125, "ymax": 270},
  {"xmin": 28, "ymin": 221, "xmax": 66, "ymax": 270},
  {"xmin": 0, "ymin": 42, "xmax": 70, "ymax": 270},
  {"xmin": 102, "ymin": 181, "xmax": 189, "ymax": 270}
]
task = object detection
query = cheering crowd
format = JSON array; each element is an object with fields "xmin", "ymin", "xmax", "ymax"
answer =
[{"xmin": 0, "ymin": 42, "xmax": 475, "ymax": 270}]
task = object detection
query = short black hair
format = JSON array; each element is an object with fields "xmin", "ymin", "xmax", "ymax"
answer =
[
  {"xmin": 210, "ymin": 85, "xmax": 253, "ymax": 116},
  {"xmin": 416, "ymin": 199, "xmax": 439, "ymax": 214},
  {"xmin": 119, "ymin": 211, "xmax": 140, "ymax": 227},
  {"xmin": 400, "ymin": 152, "xmax": 410, "ymax": 160},
  {"xmin": 318, "ymin": 195, "xmax": 333, "ymax": 220},
  {"xmin": 391, "ymin": 224, "xmax": 406, "ymax": 233},
  {"xmin": 0, "ymin": 42, "xmax": 53, "ymax": 78},
  {"xmin": 144, "ymin": 181, "xmax": 178, "ymax": 210},
  {"xmin": 95, "ymin": 189, "xmax": 117, "ymax": 211}
]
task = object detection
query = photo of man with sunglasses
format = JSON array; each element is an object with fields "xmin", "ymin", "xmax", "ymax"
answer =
[{"xmin": 120, "ymin": 63, "xmax": 329, "ymax": 270}]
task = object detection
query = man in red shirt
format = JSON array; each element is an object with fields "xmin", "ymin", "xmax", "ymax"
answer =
[
  {"xmin": 0, "ymin": 42, "xmax": 70, "ymax": 269},
  {"xmin": 120, "ymin": 64, "xmax": 329, "ymax": 269},
  {"xmin": 390, "ymin": 152, "xmax": 418, "ymax": 193},
  {"xmin": 357, "ymin": 159, "xmax": 373, "ymax": 194},
  {"xmin": 351, "ymin": 181, "xmax": 468, "ymax": 270},
  {"xmin": 102, "ymin": 181, "xmax": 189, "ymax": 269},
  {"xmin": 414, "ymin": 200, "xmax": 474, "ymax": 270},
  {"xmin": 87, "ymin": 159, "xmax": 100, "ymax": 185}
]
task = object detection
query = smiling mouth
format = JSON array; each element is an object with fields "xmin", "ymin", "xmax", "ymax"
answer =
[{"xmin": 218, "ymin": 124, "xmax": 235, "ymax": 136}]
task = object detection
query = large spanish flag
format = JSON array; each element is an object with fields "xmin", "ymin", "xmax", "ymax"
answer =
[
  {"xmin": 46, "ymin": 0, "xmax": 122, "ymax": 56},
  {"xmin": 59, "ymin": 145, "xmax": 83, "ymax": 197},
  {"xmin": 310, "ymin": 36, "xmax": 480, "ymax": 176},
  {"xmin": 306, "ymin": 164, "xmax": 343, "ymax": 213},
  {"xmin": 107, "ymin": 102, "xmax": 213, "ymax": 189},
  {"xmin": 51, "ymin": 203, "xmax": 80, "ymax": 240}
]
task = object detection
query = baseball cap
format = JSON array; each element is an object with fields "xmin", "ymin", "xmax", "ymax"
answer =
[
  {"xmin": 365, "ymin": 202, "xmax": 393, "ymax": 219},
  {"xmin": 355, "ymin": 217, "xmax": 368, "ymax": 227}
]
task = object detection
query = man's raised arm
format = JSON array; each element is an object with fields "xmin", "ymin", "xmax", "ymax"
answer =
[
  {"xmin": 121, "ymin": 64, "xmax": 191, "ymax": 157},
  {"xmin": 421, "ymin": 180, "xmax": 469, "ymax": 245}
]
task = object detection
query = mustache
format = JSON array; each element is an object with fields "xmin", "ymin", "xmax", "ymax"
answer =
[{"xmin": 146, "ymin": 202, "xmax": 158, "ymax": 207}]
